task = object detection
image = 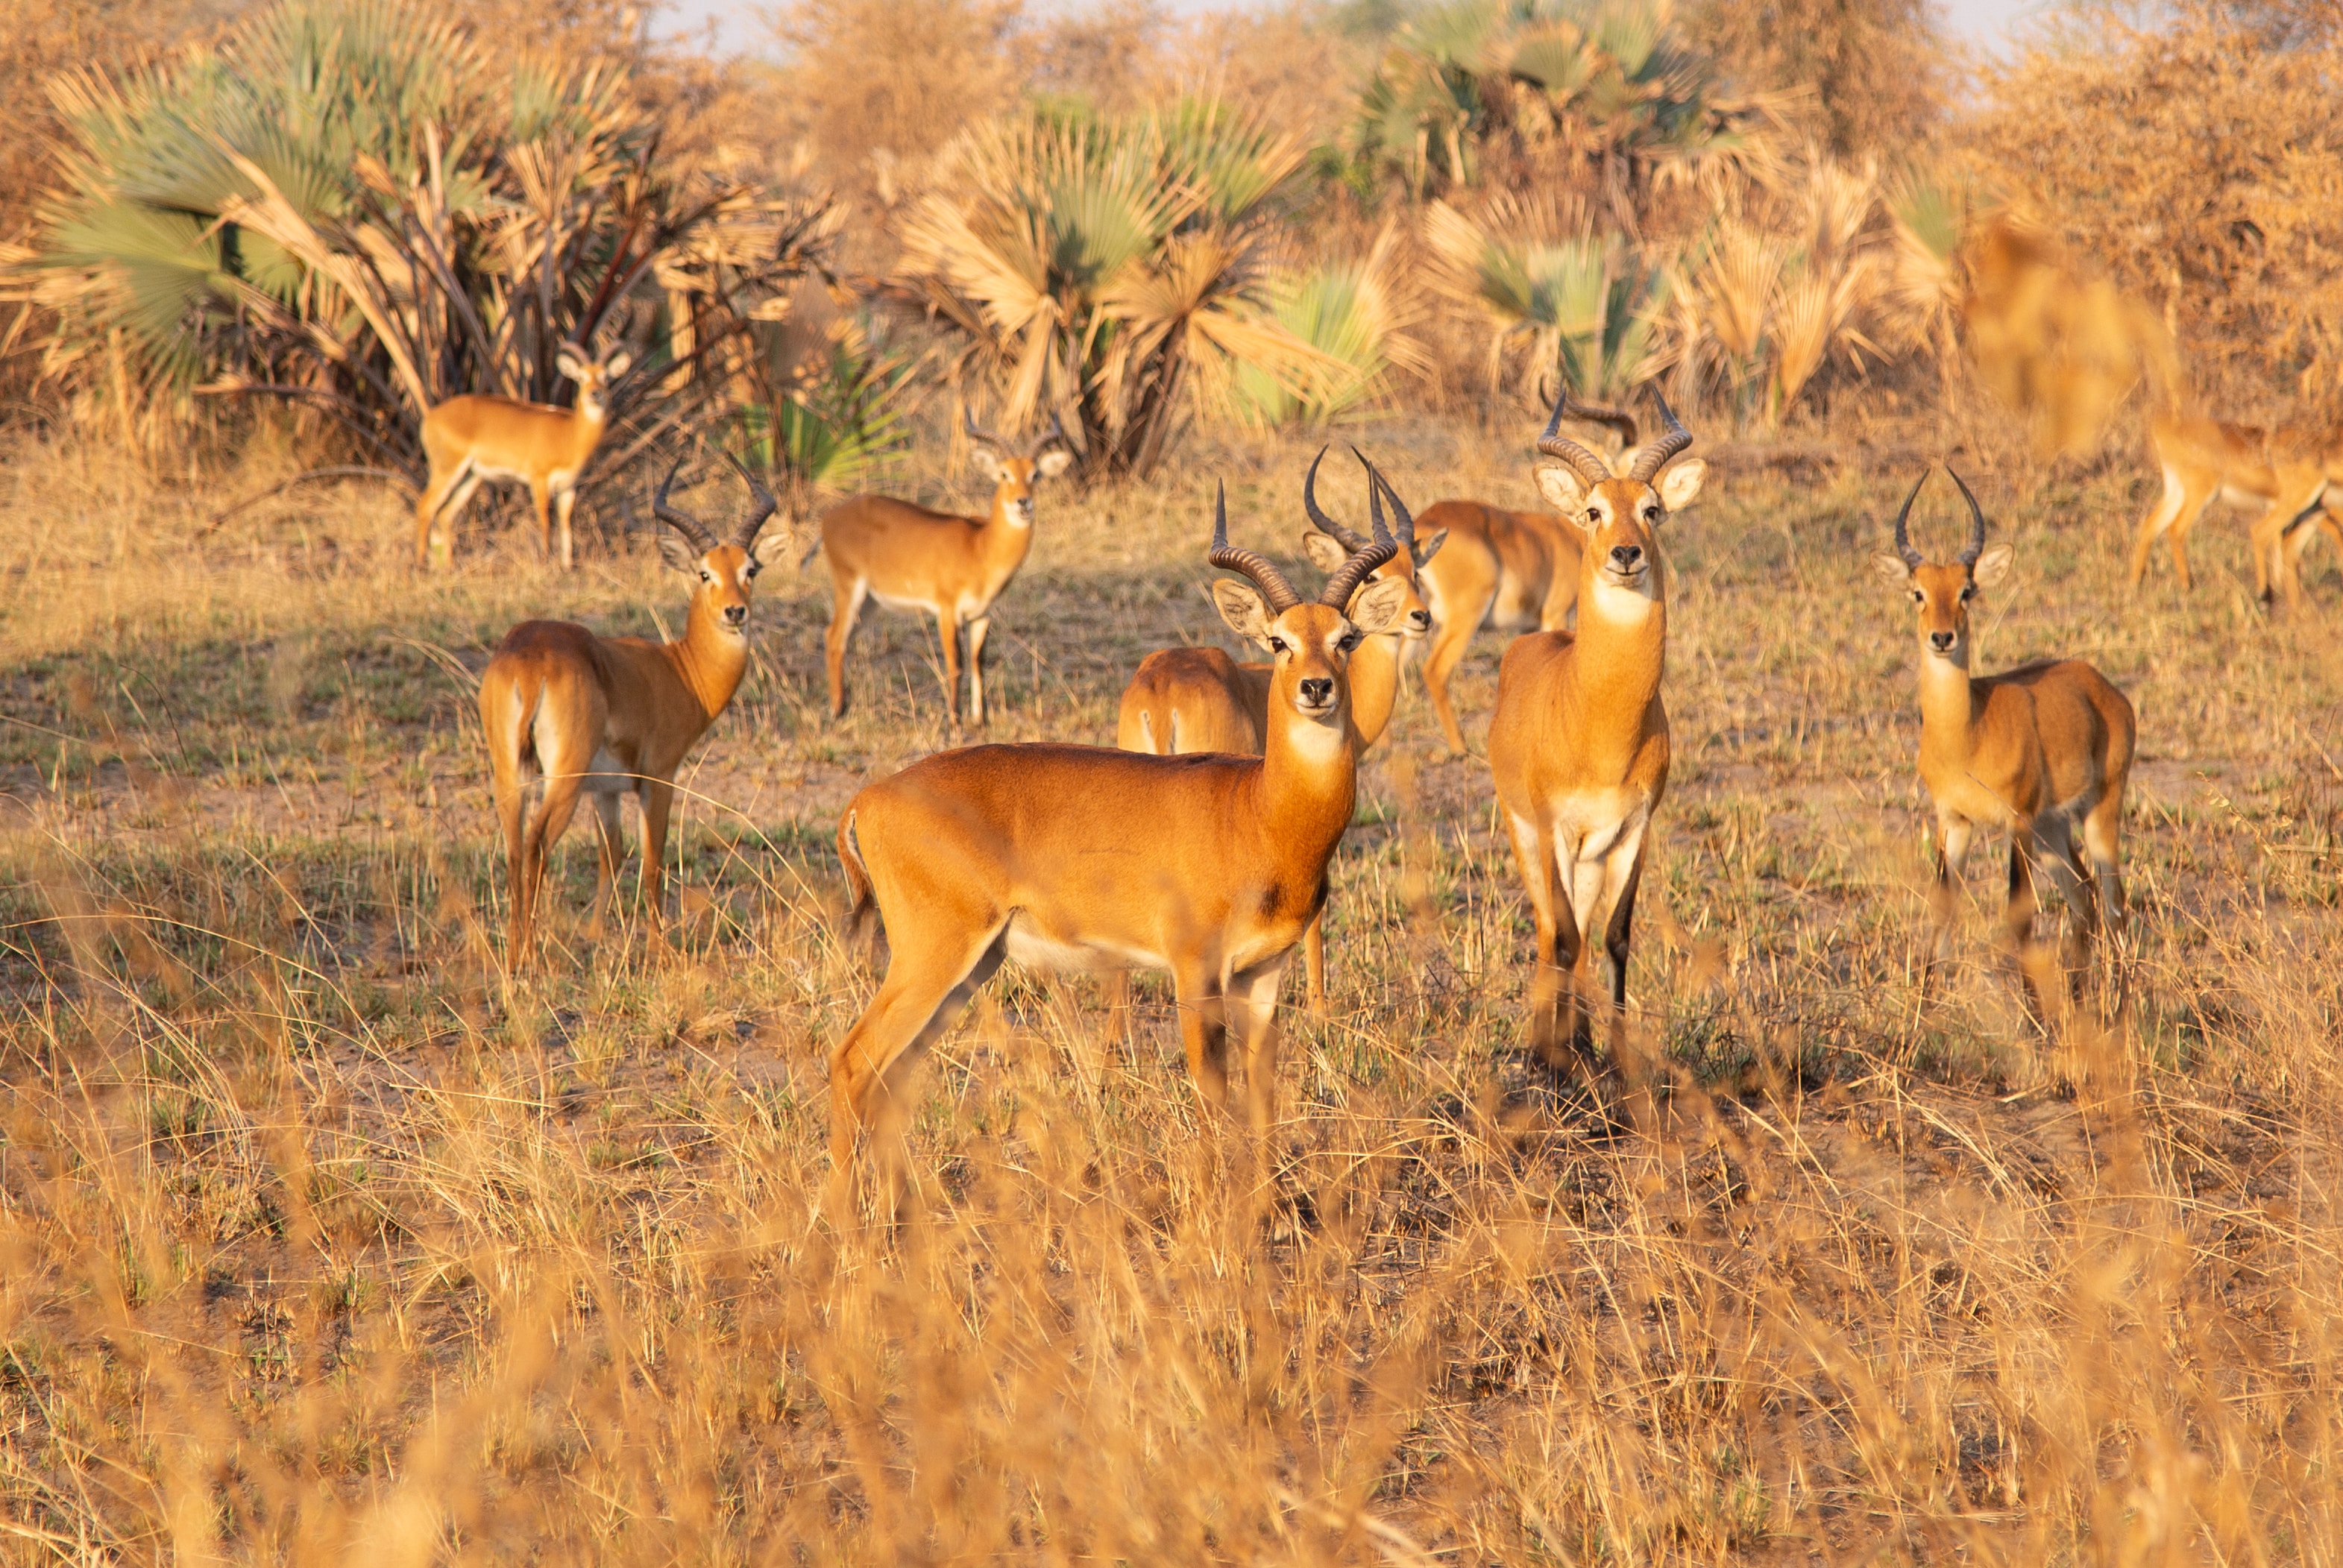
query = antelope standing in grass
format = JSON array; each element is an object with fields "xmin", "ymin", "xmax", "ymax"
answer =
[
  {"xmin": 2130, "ymin": 409, "xmax": 2343, "ymax": 608},
  {"xmin": 1115, "ymin": 449, "xmax": 1444, "ymax": 1011},
  {"xmin": 1488, "ymin": 387, "xmax": 1703, "ymax": 1069},
  {"xmin": 1411, "ymin": 390, "xmax": 1638, "ymax": 754},
  {"xmin": 1875, "ymin": 468, "xmax": 2136, "ymax": 993},
  {"xmin": 814, "ymin": 412, "xmax": 1072, "ymax": 726},
  {"xmin": 479, "ymin": 457, "xmax": 786, "ymax": 968},
  {"xmin": 829, "ymin": 482, "xmax": 1410, "ymax": 1167},
  {"xmin": 415, "ymin": 344, "xmax": 632, "ymax": 570}
]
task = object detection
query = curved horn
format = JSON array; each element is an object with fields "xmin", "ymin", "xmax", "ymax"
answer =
[
  {"xmin": 963, "ymin": 405, "xmax": 1013, "ymax": 453},
  {"xmin": 1560, "ymin": 383, "xmax": 1640, "ymax": 449},
  {"xmin": 722, "ymin": 451, "xmax": 779, "ymax": 549},
  {"xmin": 1302, "ymin": 446, "xmax": 1366, "ymax": 550},
  {"xmin": 1318, "ymin": 476, "xmax": 1398, "ymax": 611},
  {"xmin": 1363, "ymin": 456, "xmax": 1419, "ymax": 555},
  {"xmin": 1947, "ymin": 465, "xmax": 1990, "ymax": 564},
  {"xmin": 653, "ymin": 456, "xmax": 717, "ymax": 552},
  {"xmin": 1025, "ymin": 412, "xmax": 1068, "ymax": 459},
  {"xmin": 1626, "ymin": 389, "xmax": 1693, "ymax": 484},
  {"xmin": 1891, "ymin": 467, "xmax": 1929, "ymax": 567},
  {"xmin": 1207, "ymin": 480, "xmax": 1302, "ymax": 614},
  {"xmin": 1537, "ymin": 385, "xmax": 1614, "ymax": 488}
]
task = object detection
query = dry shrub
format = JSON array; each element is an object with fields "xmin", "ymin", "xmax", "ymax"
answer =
[
  {"xmin": 1963, "ymin": 4, "xmax": 2343, "ymax": 417},
  {"xmin": 766, "ymin": 0, "xmax": 1031, "ymax": 237},
  {"xmin": 1685, "ymin": 0, "xmax": 1942, "ymax": 157}
]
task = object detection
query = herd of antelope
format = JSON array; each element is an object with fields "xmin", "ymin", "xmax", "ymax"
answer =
[{"xmin": 438, "ymin": 341, "xmax": 2327, "ymax": 1171}]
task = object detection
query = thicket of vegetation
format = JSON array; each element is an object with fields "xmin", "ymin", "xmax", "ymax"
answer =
[
  {"xmin": 13, "ymin": 0, "xmax": 2340, "ymax": 487},
  {"xmin": 4, "ymin": 4, "xmax": 2343, "ymax": 1564}
]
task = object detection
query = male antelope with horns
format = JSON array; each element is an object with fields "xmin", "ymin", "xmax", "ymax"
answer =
[
  {"xmin": 1115, "ymin": 447, "xmax": 1442, "ymax": 1012},
  {"xmin": 829, "ymin": 481, "xmax": 1412, "ymax": 1165},
  {"xmin": 813, "ymin": 412, "xmax": 1072, "ymax": 725},
  {"xmin": 1874, "ymin": 468, "xmax": 2135, "ymax": 991},
  {"xmin": 479, "ymin": 456, "xmax": 788, "ymax": 968},
  {"xmin": 1489, "ymin": 386, "xmax": 1703, "ymax": 1069},
  {"xmin": 1410, "ymin": 386, "xmax": 1640, "ymax": 754}
]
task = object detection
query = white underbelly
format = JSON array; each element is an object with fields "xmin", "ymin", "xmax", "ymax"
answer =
[
  {"xmin": 582, "ymin": 747, "xmax": 635, "ymax": 794},
  {"xmin": 1001, "ymin": 912, "xmax": 1164, "ymax": 974},
  {"xmin": 1548, "ymin": 792, "xmax": 1649, "ymax": 860}
]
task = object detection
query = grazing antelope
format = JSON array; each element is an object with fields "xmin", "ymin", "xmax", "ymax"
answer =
[
  {"xmin": 2130, "ymin": 409, "xmax": 2343, "ymax": 605},
  {"xmin": 479, "ymin": 456, "xmax": 787, "ymax": 968},
  {"xmin": 1115, "ymin": 448, "xmax": 1444, "ymax": 1012},
  {"xmin": 415, "ymin": 344, "xmax": 632, "ymax": 570},
  {"xmin": 814, "ymin": 412, "xmax": 1072, "ymax": 726},
  {"xmin": 1875, "ymin": 469, "xmax": 2136, "ymax": 990},
  {"xmin": 1488, "ymin": 387, "xmax": 1704, "ymax": 1069},
  {"xmin": 828, "ymin": 482, "xmax": 1412, "ymax": 1166},
  {"xmin": 1412, "ymin": 390, "xmax": 1637, "ymax": 754}
]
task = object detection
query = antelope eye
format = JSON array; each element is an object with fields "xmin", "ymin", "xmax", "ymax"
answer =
[
  {"xmin": 745, "ymin": 562, "xmax": 760, "ymax": 578},
  {"xmin": 1586, "ymin": 508, "xmax": 1601, "ymax": 523},
  {"xmin": 700, "ymin": 570, "xmax": 714, "ymax": 582},
  {"xmin": 1910, "ymin": 591, "xmax": 1924, "ymax": 603},
  {"xmin": 1337, "ymin": 632, "xmax": 1360, "ymax": 654},
  {"xmin": 1269, "ymin": 637, "xmax": 1291, "ymax": 655},
  {"xmin": 1959, "ymin": 585, "xmax": 1975, "ymax": 601}
]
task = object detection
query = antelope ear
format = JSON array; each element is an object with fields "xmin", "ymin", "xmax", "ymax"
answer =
[
  {"xmin": 1210, "ymin": 579, "xmax": 1274, "ymax": 649},
  {"xmin": 1870, "ymin": 550, "xmax": 1915, "ymax": 587},
  {"xmin": 1413, "ymin": 527, "xmax": 1448, "ymax": 567},
  {"xmin": 753, "ymin": 527, "xmax": 795, "ymax": 568},
  {"xmin": 1972, "ymin": 541, "xmax": 2016, "ymax": 588},
  {"xmin": 1300, "ymin": 530, "xmax": 1348, "ymax": 572},
  {"xmin": 657, "ymin": 532, "xmax": 700, "ymax": 574},
  {"xmin": 1535, "ymin": 462, "xmax": 1591, "ymax": 514},
  {"xmin": 1655, "ymin": 458, "xmax": 1706, "ymax": 511},
  {"xmin": 971, "ymin": 448, "xmax": 1009, "ymax": 484},
  {"xmin": 603, "ymin": 350, "xmax": 632, "ymax": 379},
  {"xmin": 556, "ymin": 350, "xmax": 585, "ymax": 381},
  {"xmin": 1036, "ymin": 448, "xmax": 1073, "ymax": 479},
  {"xmin": 1345, "ymin": 573, "xmax": 1411, "ymax": 636}
]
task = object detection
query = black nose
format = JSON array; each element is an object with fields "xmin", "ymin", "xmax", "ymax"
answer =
[
  {"xmin": 1928, "ymin": 630, "xmax": 1955, "ymax": 651},
  {"xmin": 1298, "ymin": 677, "xmax": 1334, "ymax": 706},
  {"xmin": 1609, "ymin": 544, "xmax": 1643, "ymax": 570},
  {"xmin": 1409, "ymin": 609, "xmax": 1430, "ymax": 627},
  {"xmin": 725, "ymin": 605, "xmax": 747, "ymax": 626}
]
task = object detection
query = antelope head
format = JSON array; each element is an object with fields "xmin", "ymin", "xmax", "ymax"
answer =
[
  {"xmin": 555, "ymin": 342, "xmax": 633, "ymax": 419},
  {"xmin": 965, "ymin": 409, "xmax": 1074, "ymax": 526},
  {"xmin": 1869, "ymin": 467, "xmax": 2015, "ymax": 670},
  {"xmin": 1532, "ymin": 384, "xmax": 1705, "ymax": 620},
  {"xmin": 653, "ymin": 455, "xmax": 791, "ymax": 632},
  {"xmin": 1299, "ymin": 446, "xmax": 1447, "ymax": 640},
  {"xmin": 1206, "ymin": 473, "xmax": 1412, "ymax": 731}
]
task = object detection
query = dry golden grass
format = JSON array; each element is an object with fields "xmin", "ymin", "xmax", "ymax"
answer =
[{"xmin": 1, "ymin": 417, "xmax": 2339, "ymax": 1562}]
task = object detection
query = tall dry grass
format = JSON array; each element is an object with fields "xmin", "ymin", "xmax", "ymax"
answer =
[{"xmin": 1, "ymin": 409, "xmax": 2339, "ymax": 1561}]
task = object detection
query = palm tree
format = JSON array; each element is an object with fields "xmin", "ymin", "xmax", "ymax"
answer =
[
  {"xmin": 1237, "ymin": 223, "xmax": 1429, "ymax": 425},
  {"xmin": 7, "ymin": 0, "xmax": 833, "ymax": 477},
  {"xmin": 1423, "ymin": 196, "xmax": 1668, "ymax": 403},
  {"xmin": 883, "ymin": 99, "xmax": 1338, "ymax": 479},
  {"xmin": 1346, "ymin": 0, "xmax": 1790, "ymax": 228}
]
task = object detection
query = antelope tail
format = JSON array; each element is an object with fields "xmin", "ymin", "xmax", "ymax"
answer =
[{"xmin": 837, "ymin": 807, "xmax": 877, "ymax": 943}]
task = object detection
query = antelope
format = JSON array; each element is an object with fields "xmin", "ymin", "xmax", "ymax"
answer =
[
  {"xmin": 1488, "ymin": 387, "xmax": 1703, "ymax": 1069},
  {"xmin": 1115, "ymin": 448, "xmax": 1443, "ymax": 1013},
  {"xmin": 2130, "ymin": 409, "xmax": 2343, "ymax": 605},
  {"xmin": 1412, "ymin": 390, "xmax": 1638, "ymax": 754},
  {"xmin": 828, "ymin": 481, "xmax": 1412, "ymax": 1167},
  {"xmin": 1874, "ymin": 468, "xmax": 2136, "ymax": 992},
  {"xmin": 415, "ymin": 344, "xmax": 632, "ymax": 570},
  {"xmin": 814, "ymin": 412, "xmax": 1072, "ymax": 726},
  {"xmin": 479, "ymin": 456, "xmax": 787, "ymax": 968}
]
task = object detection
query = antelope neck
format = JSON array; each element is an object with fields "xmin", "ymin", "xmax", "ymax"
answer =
[
  {"xmin": 1916, "ymin": 644, "xmax": 1980, "ymax": 751},
  {"xmin": 1567, "ymin": 588, "xmax": 1666, "ymax": 731},
  {"xmin": 1347, "ymin": 633, "xmax": 1405, "ymax": 746},
  {"xmin": 664, "ymin": 596, "xmax": 752, "ymax": 722},
  {"xmin": 1250, "ymin": 699, "xmax": 1360, "ymax": 865}
]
